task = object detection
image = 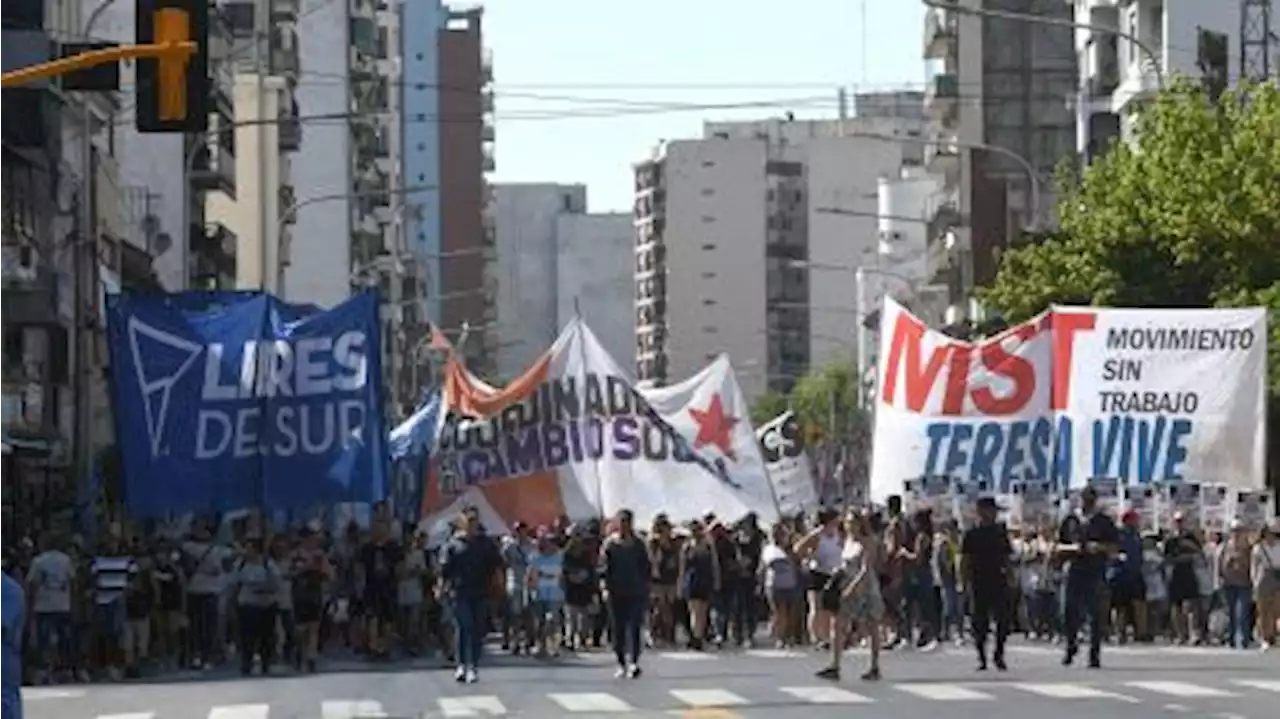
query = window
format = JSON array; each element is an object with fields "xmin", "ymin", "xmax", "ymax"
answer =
[
  {"xmin": 702, "ymin": 298, "xmax": 717, "ymax": 306},
  {"xmin": 701, "ymin": 160, "xmax": 715, "ymax": 168},
  {"xmin": 701, "ymin": 271, "xmax": 716, "ymax": 279},
  {"xmin": 702, "ymin": 326, "xmax": 718, "ymax": 334},
  {"xmin": 700, "ymin": 243, "xmax": 716, "ymax": 251},
  {"xmin": 562, "ymin": 193, "xmax": 574, "ymax": 211},
  {"xmin": 701, "ymin": 215, "xmax": 715, "ymax": 223},
  {"xmin": 700, "ymin": 188, "xmax": 715, "ymax": 197}
]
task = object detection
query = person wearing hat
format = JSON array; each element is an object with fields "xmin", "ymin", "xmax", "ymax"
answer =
[
  {"xmin": 1055, "ymin": 485, "xmax": 1119, "ymax": 668},
  {"xmin": 1216, "ymin": 519, "xmax": 1255, "ymax": 648},
  {"xmin": 960, "ymin": 496, "xmax": 1013, "ymax": 671}
]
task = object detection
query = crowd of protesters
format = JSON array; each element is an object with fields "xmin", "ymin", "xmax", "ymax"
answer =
[{"xmin": 3, "ymin": 493, "xmax": 1278, "ymax": 687}]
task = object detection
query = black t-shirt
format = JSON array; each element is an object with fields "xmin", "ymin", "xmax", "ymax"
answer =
[
  {"xmin": 961, "ymin": 522, "xmax": 1011, "ymax": 589},
  {"xmin": 713, "ymin": 534, "xmax": 741, "ymax": 580},
  {"xmin": 1163, "ymin": 530, "xmax": 1202, "ymax": 584},
  {"xmin": 361, "ymin": 541, "xmax": 403, "ymax": 596},
  {"xmin": 1058, "ymin": 511, "xmax": 1118, "ymax": 580},
  {"xmin": 734, "ymin": 530, "xmax": 763, "ymax": 578}
]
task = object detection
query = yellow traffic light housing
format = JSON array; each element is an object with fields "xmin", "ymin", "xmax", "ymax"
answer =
[{"xmin": 136, "ymin": 0, "xmax": 208, "ymax": 133}]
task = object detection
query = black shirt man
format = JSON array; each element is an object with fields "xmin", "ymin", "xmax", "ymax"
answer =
[
  {"xmin": 1057, "ymin": 486, "xmax": 1119, "ymax": 668},
  {"xmin": 960, "ymin": 496, "xmax": 1013, "ymax": 671}
]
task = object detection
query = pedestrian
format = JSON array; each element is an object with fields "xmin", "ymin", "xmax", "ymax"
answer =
[
  {"xmin": 961, "ymin": 497, "xmax": 1013, "ymax": 671},
  {"xmin": 1252, "ymin": 520, "xmax": 1280, "ymax": 650},
  {"xmin": 601, "ymin": 509, "xmax": 651, "ymax": 678},
  {"xmin": 1057, "ymin": 486, "xmax": 1118, "ymax": 668},
  {"xmin": 815, "ymin": 510, "xmax": 883, "ymax": 682},
  {"xmin": 439, "ymin": 509, "xmax": 502, "ymax": 683}
]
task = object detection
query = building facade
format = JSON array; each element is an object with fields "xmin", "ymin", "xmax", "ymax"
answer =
[
  {"xmin": 922, "ymin": 0, "xmax": 1076, "ymax": 322},
  {"xmin": 634, "ymin": 113, "xmax": 922, "ymax": 402},
  {"xmin": 491, "ymin": 184, "xmax": 631, "ymax": 379}
]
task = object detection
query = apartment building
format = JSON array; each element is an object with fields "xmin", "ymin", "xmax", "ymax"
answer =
[
  {"xmin": 921, "ymin": 0, "xmax": 1077, "ymax": 322},
  {"xmin": 202, "ymin": 0, "xmax": 303, "ymax": 294},
  {"xmin": 633, "ymin": 112, "xmax": 922, "ymax": 402},
  {"xmin": 1074, "ymin": 0, "xmax": 1278, "ymax": 161},
  {"xmin": 492, "ymin": 184, "xmax": 633, "ymax": 380}
]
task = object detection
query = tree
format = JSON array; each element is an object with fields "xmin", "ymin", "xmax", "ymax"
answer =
[
  {"xmin": 749, "ymin": 389, "xmax": 790, "ymax": 427},
  {"xmin": 789, "ymin": 362, "xmax": 864, "ymax": 443},
  {"xmin": 981, "ymin": 79, "xmax": 1280, "ymax": 482}
]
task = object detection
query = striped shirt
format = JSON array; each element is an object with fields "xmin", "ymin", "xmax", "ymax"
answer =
[{"xmin": 91, "ymin": 556, "xmax": 137, "ymax": 605}]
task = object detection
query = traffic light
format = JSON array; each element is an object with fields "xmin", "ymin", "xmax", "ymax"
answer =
[{"xmin": 135, "ymin": 0, "xmax": 208, "ymax": 133}]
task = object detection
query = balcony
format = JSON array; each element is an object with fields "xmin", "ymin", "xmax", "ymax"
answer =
[
  {"xmin": 271, "ymin": 0, "xmax": 299, "ymax": 21},
  {"xmin": 481, "ymin": 120, "xmax": 495, "ymax": 143},
  {"xmin": 279, "ymin": 184, "xmax": 297, "ymax": 224},
  {"xmin": 923, "ymin": 5, "xmax": 956, "ymax": 60},
  {"xmin": 350, "ymin": 0, "xmax": 376, "ymax": 19},
  {"xmin": 272, "ymin": 43, "xmax": 300, "ymax": 78},
  {"xmin": 1110, "ymin": 55, "xmax": 1163, "ymax": 114},
  {"xmin": 924, "ymin": 134, "xmax": 960, "ymax": 181},
  {"xmin": 189, "ymin": 136, "xmax": 235, "ymax": 195},
  {"xmin": 481, "ymin": 49, "xmax": 493, "ymax": 84},
  {"xmin": 926, "ymin": 192, "xmax": 962, "ymax": 247},
  {"xmin": 189, "ymin": 221, "xmax": 237, "ymax": 285},
  {"xmin": 925, "ymin": 72, "xmax": 958, "ymax": 124},
  {"xmin": 2, "ymin": 258, "xmax": 62, "ymax": 326},
  {"xmin": 481, "ymin": 90, "xmax": 495, "ymax": 114},
  {"xmin": 482, "ymin": 147, "xmax": 495, "ymax": 173}
]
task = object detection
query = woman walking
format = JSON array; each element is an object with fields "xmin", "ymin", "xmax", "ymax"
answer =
[{"xmin": 816, "ymin": 511, "xmax": 884, "ymax": 682}]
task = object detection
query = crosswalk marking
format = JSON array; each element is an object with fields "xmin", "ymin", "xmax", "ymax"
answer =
[
  {"xmin": 1013, "ymin": 683, "xmax": 1140, "ymax": 702},
  {"xmin": 1231, "ymin": 679, "xmax": 1280, "ymax": 693},
  {"xmin": 208, "ymin": 706, "xmax": 270, "ymax": 719},
  {"xmin": 670, "ymin": 689, "xmax": 749, "ymax": 707},
  {"xmin": 896, "ymin": 683, "xmax": 994, "ymax": 701},
  {"xmin": 547, "ymin": 692, "xmax": 633, "ymax": 713},
  {"xmin": 659, "ymin": 651, "xmax": 719, "ymax": 661},
  {"xmin": 98, "ymin": 714, "xmax": 154, "ymax": 719},
  {"xmin": 22, "ymin": 687, "xmax": 88, "ymax": 701},
  {"xmin": 438, "ymin": 695, "xmax": 508, "ymax": 717},
  {"xmin": 1126, "ymin": 681, "xmax": 1237, "ymax": 698},
  {"xmin": 745, "ymin": 648, "xmax": 804, "ymax": 659},
  {"xmin": 780, "ymin": 686, "xmax": 875, "ymax": 704},
  {"xmin": 320, "ymin": 699, "xmax": 388, "ymax": 719}
]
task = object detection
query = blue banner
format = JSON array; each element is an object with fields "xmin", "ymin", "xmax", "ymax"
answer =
[
  {"xmin": 387, "ymin": 392, "xmax": 442, "ymax": 523},
  {"xmin": 106, "ymin": 290, "xmax": 388, "ymax": 516}
]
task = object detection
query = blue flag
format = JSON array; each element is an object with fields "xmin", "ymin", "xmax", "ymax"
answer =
[
  {"xmin": 106, "ymin": 290, "xmax": 388, "ymax": 516},
  {"xmin": 387, "ymin": 392, "xmax": 442, "ymax": 523}
]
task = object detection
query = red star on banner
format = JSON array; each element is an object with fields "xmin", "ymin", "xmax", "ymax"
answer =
[{"xmin": 688, "ymin": 393, "xmax": 739, "ymax": 461}]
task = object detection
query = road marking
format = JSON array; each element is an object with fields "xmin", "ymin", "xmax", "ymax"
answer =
[
  {"xmin": 745, "ymin": 648, "xmax": 804, "ymax": 659},
  {"xmin": 1232, "ymin": 679, "xmax": 1280, "ymax": 693},
  {"xmin": 895, "ymin": 683, "xmax": 994, "ymax": 701},
  {"xmin": 209, "ymin": 706, "xmax": 269, "ymax": 719},
  {"xmin": 98, "ymin": 714, "xmax": 154, "ymax": 719},
  {"xmin": 547, "ymin": 692, "xmax": 633, "ymax": 712},
  {"xmin": 670, "ymin": 689, "xmax": 749, "ymax": 707},
  {"xmin": 659, "ymin": 651, "xmax": 718, "ymax": 661},
  {"xmin": 23, "ymin": 687, "xmax": 88, "ymax": 700},
  {"xmin": 1012, "ymin": 683, "xmax": 1141, "ymax": 702},
  {"xmin": 779, "ymin": 686, "xmax": 875, "ymax": 704},
  {"xmin": 321, "ymin": 699, "xmax": 388, "ymax": 719},
  {"xmin": 1126, "ymin": 681, "xmax": 1237, "ymax": 698},
  {"xmin": 438, "ymin": 696, "xmax": 507, "ymax": 717}
]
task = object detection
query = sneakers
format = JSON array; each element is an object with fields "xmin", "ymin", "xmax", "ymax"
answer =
[
  {"xmin": 465, "ymin": 668, "xmax": 478, "ymax": 684},
  {"xmin": 616, "ymin": 663, "xmax": 642, "ymax": 679}
]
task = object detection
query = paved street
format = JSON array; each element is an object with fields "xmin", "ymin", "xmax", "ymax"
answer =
[{"xmin": 22, "ymin": 642, "xmax": 1280, "ymax": 719}]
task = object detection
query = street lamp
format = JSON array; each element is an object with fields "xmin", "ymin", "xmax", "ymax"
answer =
[{"xmin": 924, "ymin": 0, "xmax": 1165, "ymax": 90}]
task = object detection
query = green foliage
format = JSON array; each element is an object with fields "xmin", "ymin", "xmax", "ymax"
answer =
[
  {"xmin": 981, "ymin": 79, "xmax": 1280, "ymax": 481},
  {"xmin": 788, "ymin": 362, "xmax": 864, "ymax": 442},
  {"xmin": 748, "ymin": 390, "xmax": 790, "ymax": 427}
]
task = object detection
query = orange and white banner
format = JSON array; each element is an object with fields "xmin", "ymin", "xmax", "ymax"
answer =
[{"xmin": 421, "ymin": 319, "xmax": 778, "ymax": 530}]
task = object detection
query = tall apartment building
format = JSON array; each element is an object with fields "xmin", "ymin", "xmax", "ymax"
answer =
[
  {"xmin": 921, "ymin": 0, "xmax": 1077, "ymax": 321},
  {"xmin": 398, "ymin": 2, "xmax": 497, "ymax": 374},
  {"xmin": 492, "ymin": 184, "xmax": 633, "ymax": 380},
  {"xmin": 634, "ymin": 112, "xmax": 922, "ymax": 402},
  {"xmin": 1074, "ymin": 0, "xmax": 1278, "ymax": 162},
  {"xmin": 203, "ymin": 0, "xmax": 303, "ymax": 294}
]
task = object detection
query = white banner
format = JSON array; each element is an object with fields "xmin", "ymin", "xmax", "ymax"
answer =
[
  {"xmin": 756, "ymin": 410, "xmax": 819, "ymax": 516},
  {"xmin": 870, "ymin": 298, "xmax": 1266, "ymax": 502}
]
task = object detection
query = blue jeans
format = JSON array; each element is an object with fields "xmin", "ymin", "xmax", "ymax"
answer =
[
  {"xmin": 451, "ymin": 595, "xmax": 487, "ymax": 670},
  {"xmin": 939, "ymin": 581, "xmax": 963, "ymax": 639},
  {"xmin": 1222, "ymin": 584, "xmax": 1253, "ymax": 648}
]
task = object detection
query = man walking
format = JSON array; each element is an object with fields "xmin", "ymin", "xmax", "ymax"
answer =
[
  {"xmin": 601, "ymin": 509, "xmax": 651, "ymax": 678},
  {"xmin": 961, "ymin": 497, "xmax": 1012, "ymax": 671},
  {"xmin": 1057, "ymin": 486, "xmax": 1118, "ymax": 668},
  {"xmin": 440, "ymin": 509, "xmax": 502, "ymax": 683}
]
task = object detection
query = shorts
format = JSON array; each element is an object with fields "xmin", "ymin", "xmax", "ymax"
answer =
[
  {"xmin": 769, "ymin": 586, "xmax": 801, "ymax": 605},
  {"xmin": 295, "ymin": 599, "xmax": 324, "ymax": 624},
  {"xmin": 35, "ymin": 612, "xmax": 72, "ymax": 655},
  {"xmin": 808, "ymin": 571, "xmax": 831, "ymax": 593}
]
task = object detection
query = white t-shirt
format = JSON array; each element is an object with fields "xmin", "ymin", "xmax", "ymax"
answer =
[
  {"xmin": 184, "ymin": 541, "xmax": 233, "ymax": 595},
  {"xmin": 26, "ymin": 550, "xmax": 74, "ymax": 614}
]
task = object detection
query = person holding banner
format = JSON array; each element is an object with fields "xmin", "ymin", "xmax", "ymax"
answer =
[
  {"xmin": 1056, "ymin": 486, "xmax": 1118, "ymax": 669},
  {"xmin": 961, "ymin": 497, "xmax": 1012, "ymax": 671}
]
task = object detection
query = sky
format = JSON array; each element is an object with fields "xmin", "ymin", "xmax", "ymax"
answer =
[{"xmin": 483, "ymin": 0, "xmax": 928, "ymax": 213}]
